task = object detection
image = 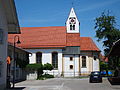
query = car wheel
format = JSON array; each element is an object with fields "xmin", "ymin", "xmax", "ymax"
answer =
[
  {"xmin": 89, "ymin": 80, "xmax": 92, "ymax": 83},
  {"xmin": 99, "ymin": 79, "xmax": 102, "ymax": 83}
]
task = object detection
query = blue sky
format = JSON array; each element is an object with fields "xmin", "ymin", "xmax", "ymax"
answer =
[{"xmin": 14, "ymin": 0, "xmax": 120, "ymax": 54}]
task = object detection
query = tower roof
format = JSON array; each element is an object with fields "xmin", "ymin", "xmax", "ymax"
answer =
[{"xmin": 66, "ymin": 7, "xmax": 79, "ymax": 22}]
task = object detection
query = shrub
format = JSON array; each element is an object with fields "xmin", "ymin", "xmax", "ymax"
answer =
[
  {"xmin": 43, "ymin": 63, "xmax": 53, "ymax": 70},
  {"xmin": 37, "ymin": 74, "xmax": 54, "ymax": 80},
  {"xmin": 26, "ymin": 63, "xmax": 43, "ymax": 79}
]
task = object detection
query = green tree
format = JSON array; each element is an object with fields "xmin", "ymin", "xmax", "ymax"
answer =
[
  {"xmin": 100, "ymin": 61, "xmax": 108, "ymax": 71},
  {"xmin": 94, "ymin": 11, "xmax": 120, "ymax": 73},
  {"xmin": 26, "ymin": 63, "xmax": 43, "ymax": 79}
]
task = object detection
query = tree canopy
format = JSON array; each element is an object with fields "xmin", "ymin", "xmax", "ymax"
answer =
[
  {"xmin": 94, "ymin": 11, "xmax": 120, "ymax": 56},
  {"xmin": 94, "ymin": 11, "xmax": 120, "ymax": 71}
]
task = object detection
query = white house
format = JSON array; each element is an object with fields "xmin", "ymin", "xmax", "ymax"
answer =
[
  {"xmin": 8, "ymin": 8, "xmax": 100, "ymax": 78},
  {"xmin": 0, "ymin": 0, "xmax": 20, "ymax": 89}
]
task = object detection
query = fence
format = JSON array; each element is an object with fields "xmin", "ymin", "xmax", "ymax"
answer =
[{"xmin": 26, "ymin": 70, "xmax": 93, "ymax": 80}]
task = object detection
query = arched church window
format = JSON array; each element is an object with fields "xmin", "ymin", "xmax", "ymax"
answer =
[
  {"xmin": 82, "ymin": 56, "xmax": 86, "ymax": 67},
  {"xmin": 52, "ymin": 52, "xmax": 58, "ymax": 69},
  {"xmin": 36, "ymin": 52, "xmax": 42, "ymax": 63}
]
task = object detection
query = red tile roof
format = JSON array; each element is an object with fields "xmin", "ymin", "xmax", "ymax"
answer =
[
  {"xmin": 66, "ymin": 33, "xmax": 80, "ymax": 46},
  {"xmin": 80, "ymin": 37, "xmax": 100, "ymax": 51},
  {"xmin": 8, "ymin": 26, "xmax": 66, "ymax": 48},
  {"xmin": 8, "ymin": 26, "xmax": 100, "ymax": 52}
]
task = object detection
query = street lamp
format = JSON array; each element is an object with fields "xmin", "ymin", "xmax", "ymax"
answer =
[{"xmin": 12, "ymin": 35, "xmax": 21, "ymax": 88}]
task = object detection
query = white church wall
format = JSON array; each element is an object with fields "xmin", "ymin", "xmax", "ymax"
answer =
[
  {"xmin": 80, "ymin": 55, "xmax": 100, "ymax": 75},
  {"xmin": 25, "ymin": 49, "xmax": 63, "ymax": 78},
  {"xmin": 80, "ymin": 56, "xmax": 89, "ymax": 75},
  {"xmin": 63, "ymin": 55, "xmax": 79, "ymax": 77},
  {"xmin": 93, "ymin": 58, "xmax": 100, "ymax": 71}
]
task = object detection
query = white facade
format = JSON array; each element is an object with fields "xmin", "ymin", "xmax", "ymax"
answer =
[
  {"xmin": 26, "ymin": 49, "xmax": 63, "ymax": 78},
  {"xmin": 26, "ymin": 48, "xmax": 100, "ymax": 78},
  {"xmin": 63, "ymin": 55, "xmax": 80, "ymax": 77}
]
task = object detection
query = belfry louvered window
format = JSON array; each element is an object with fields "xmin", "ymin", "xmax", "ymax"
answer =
[{"xmin": 70, "ymin": 25, "xmax": 75, "ymax": 30}]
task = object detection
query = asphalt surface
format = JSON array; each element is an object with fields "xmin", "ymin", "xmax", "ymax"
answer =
[{"xmin": 7, "ymin": 78, "xmax": 120, "ymax": 90}]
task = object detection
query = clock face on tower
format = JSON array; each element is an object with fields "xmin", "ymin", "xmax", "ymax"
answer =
[{"xmin": 69, "ymin": 17, "xmax": 76, "ymax": 24}]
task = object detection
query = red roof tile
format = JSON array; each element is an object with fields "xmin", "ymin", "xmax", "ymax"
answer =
[
  {"xmin": 66, "ymin": 33, "xmax": 80, "ymax": 46},
  {"xmin": 8, "ymin": 26, "xmax": 100, "ymax": 52},
  {"xmin": 80, "ymin": 37, "xmax": 100, "ymax": 51},
  {"xmin": 8, "ymin": 26, "xmax": 66, "ymax": 48}
]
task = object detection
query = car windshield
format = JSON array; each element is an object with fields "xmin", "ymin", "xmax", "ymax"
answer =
[{"xmin": 91, "ymin": 72, "xmax": 100, "ymax": 75}]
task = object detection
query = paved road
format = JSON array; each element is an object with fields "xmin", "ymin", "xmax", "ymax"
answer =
[{"xmin": 10, "ymin": 78, "xmax": 120, "ymax": 90}]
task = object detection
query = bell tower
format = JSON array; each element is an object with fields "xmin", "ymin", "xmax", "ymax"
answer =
[{"xmin": 66, "ymin": 8, "xmax": 80, "ymax": 33}]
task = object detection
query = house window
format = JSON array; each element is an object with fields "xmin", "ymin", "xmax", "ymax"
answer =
[
  {"xmin": 0, "ymin": 29, "xmax": 3, "ymax": 44},
  {"xmin": 52, "ymin": 52, "xmax": 58, "ymax": 69},
  {"xmin": 0, "ymin": 65, "xmax": 1, "ymax": 77},
  {"xmin": 0, "ymin": 61, "xmax": 2, "ymax": 77},
  {"xmin": 82, "ymin": 56, "xmax": 86, "ymax": 67},
  {"xmin": 70, "ymin": 65, "xmax": 73, "ymax": 69},
  {"xmin": 70, "ymin": 57, "xmax": 73, "ymax": 61},
  {"xmin": 36, "ymin": 52, "xmax": 42, "ymax": 63},
  {"xmin": 94, "ymin": 56, "xmax": 96, "ymax": 60}
]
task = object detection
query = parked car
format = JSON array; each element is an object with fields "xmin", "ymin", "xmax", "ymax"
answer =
[{"xmin": 89, "ymin": 71, "xmax": 102, "ymax": 83}]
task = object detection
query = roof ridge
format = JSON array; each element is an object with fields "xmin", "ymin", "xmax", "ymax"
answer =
[{"xmin": 20, "ymin": 26, "xmax": 66, "ymax": 28}]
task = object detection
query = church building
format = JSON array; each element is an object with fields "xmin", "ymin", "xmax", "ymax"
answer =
[{"xmin": 8, "ymin": 8, "xmax": 100, "ymax": 77}]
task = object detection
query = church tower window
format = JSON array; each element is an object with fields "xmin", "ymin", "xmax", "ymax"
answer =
[
  {"xmin": 73, "ymin": 25, "xmax": 75, "ymax": 30},
  {"xmin": 52, "ymin": 52, "xmax": 58, "ymax": 69},
  {"xmin": 70, "ymin": 25, "xmax": 72, "ymax": 30},
  {"xmin": 70, "ymin": 25, "xmax": 75, "ymax": 30},
  {"xmin": 36, "ymin": 52, "xmax": 42, "ymax": 63}
]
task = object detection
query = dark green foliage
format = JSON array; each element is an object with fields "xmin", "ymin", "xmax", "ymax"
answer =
[
  {"xmin": 108, "ymin": 56, "xmax": 120, "ymax": 70},
  {"xmin": 94, "ymin": 11, "xmax": 120, "ymax": 73},
  {"xmin": 37, "ymin": 74, "xmax": 54, "ymax": 80},
  {"xmin": 26, "ymin": 63, "xmax": 54, "ymax": 80},
  {"xmin": 44, "ymin": 74, "xmax": 54, "ymax": 78},
  {"xmin": 26, "ymin": 63, "xmax": 43, "ymax": 79},
  {"xmin": 16, "ymin": 58, "xmax": 29, "ymax": 68},
  {"xmin": 94, "ymin": 11, "xmax": 120, "ymax": 56},
  {"xmin": 26, "ymin": 63, "xmax": 43, "ymax": 70},
  {"xmin": 100, "ymin": 61, "xmax": 108, "ymax": 71},
  {"xmin": 43, "ymin": 63, "xmax": 53, "ymax": 70}
]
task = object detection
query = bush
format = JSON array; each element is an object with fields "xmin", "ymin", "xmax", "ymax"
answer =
[
  {"xmin": 26, "ymin": 63, "xmax": 43, "ymax": 79},
  {"xmin": 44, "ymin": 63, "xmax": 53, "ymax": 70},
  {"xmin": 26, "ymin": 63, "xmax": 54, "ymax": 80},
  {"xmin": 37, "ymin": 74, "xmax": 54, "ymax": 80},
  {"xmin": 26, "ymin": 63, "xmax": 43, "ymax": 70},
  {"xmin": 44, "ymin": 74, "xmax": 54, "ymax": 78}
]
